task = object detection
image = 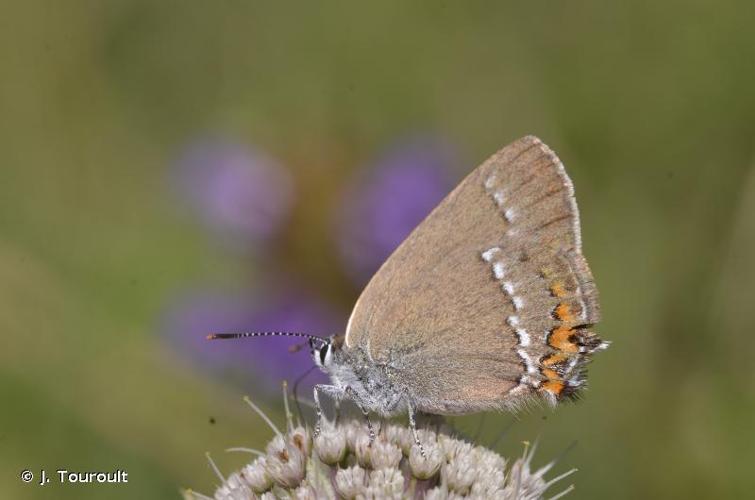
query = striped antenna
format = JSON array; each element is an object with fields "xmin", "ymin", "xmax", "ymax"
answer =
[{"xmin": 206, "ymin": 331, "xmax": 327, "ymax": 343}]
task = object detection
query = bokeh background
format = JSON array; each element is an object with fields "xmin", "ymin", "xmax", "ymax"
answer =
[{"xmin": 2, "ymin": 1, "xmax": 754, "ymax": 499}]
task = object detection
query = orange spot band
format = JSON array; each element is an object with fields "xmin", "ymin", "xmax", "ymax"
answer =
[
  {"xmin": 555, "ymin": 302, "xmax": 575, "ymax": 323},
  {"xmin": 550, "ymin": 282, "xmax": 567, "ymax": 298},
  {"xmin": 549, "ymin": 326, "xmax": 579, "ymax": 353},
  {"xmin": 542, "ymin": 352, "xmax": 569, "ymax": 366},
  {"xmin": 542, "ymin": 380, "xmax": 565, "ymax": 395}
]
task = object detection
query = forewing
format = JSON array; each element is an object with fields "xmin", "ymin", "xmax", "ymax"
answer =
[{"xmin": 345, "ymin": 136, "xmax": 605, "ymax": 412}]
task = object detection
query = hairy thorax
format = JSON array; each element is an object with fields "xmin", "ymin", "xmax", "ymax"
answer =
[{"xmin": 327, "ymin": 346, "xmax": 407, "ymax": 417}]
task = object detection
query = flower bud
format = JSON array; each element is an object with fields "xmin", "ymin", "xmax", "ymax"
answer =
[{"xmin": 334, "ymin": 465, "xmax": 367, "ymax": 499}]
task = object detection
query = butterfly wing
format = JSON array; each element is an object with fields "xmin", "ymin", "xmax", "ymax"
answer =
[{"xmin": 344, "ymin": 136, "xmax": 605, "ymax": 413}]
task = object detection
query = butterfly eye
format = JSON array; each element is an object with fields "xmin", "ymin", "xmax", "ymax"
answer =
[{"xmin": 319, "ymin": 344, "xmax": 330, "ymax": 366}]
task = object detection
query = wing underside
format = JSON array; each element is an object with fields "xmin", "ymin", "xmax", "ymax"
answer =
[{"xmin": 345, "ymin": 136, "xmax": 605, "ymax": 412}]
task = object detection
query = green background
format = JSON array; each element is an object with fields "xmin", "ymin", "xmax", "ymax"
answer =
[{"xmin": 2, "ymin": 1, "xmax": 754, "ymax": 499}]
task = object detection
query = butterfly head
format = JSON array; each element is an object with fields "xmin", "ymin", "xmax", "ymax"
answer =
[
  {"xmin": 309, "ymin": 334, "xmax": 346, "ymax": 370},
  {"xmin": 309, "ymin": 337, "xmax": 332, "ymax": 368}
]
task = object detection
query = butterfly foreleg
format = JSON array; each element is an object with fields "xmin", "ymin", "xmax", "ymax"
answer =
[
  {"xmin": 344, "ymin": 386, "xmax": 375, "ymax": 444},
  {"xmin": 313, "ymin": 384, "xmax": 345, "ymax": 437}
]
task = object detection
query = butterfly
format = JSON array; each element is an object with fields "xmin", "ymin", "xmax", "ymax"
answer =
[{"xmin": 210, "ymin": 136, "xmax": 607, "ymax": 454}]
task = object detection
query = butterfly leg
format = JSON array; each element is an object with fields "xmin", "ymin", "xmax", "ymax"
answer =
[
  {"xmin": 343, "ymin": 386, "xmax": 375, "ymax": 444},
  {"xmin": 334, "ymin": 397, "xmax": 342, "ymax": 425},
  {"xmin": 313, "ymin": 384, "xmax": 344, "ymax": 437},
  {"xmin": 358, "ymin": 402, "xmax": 375, "ymax": 444},
  {"xmin": 407, "ymin": 403, "xmax": 426, "ymax": 457}
]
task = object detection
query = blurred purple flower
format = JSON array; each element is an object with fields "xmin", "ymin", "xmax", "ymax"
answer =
[
  {"xmin": 161, "ymin": 288, "xmax": 345, "ymax": 395},
  {"xmin": 336, "ymin": 137, "xmax": 456, "ymax": 285},
  {"xmin": 171, "ymin": 139, "xmax": 294, "ymax": 249}
]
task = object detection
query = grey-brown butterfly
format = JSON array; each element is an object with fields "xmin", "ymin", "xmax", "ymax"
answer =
[{"xmin": 210, "ymin": 135, "xmax": 607, "ymax": 454}]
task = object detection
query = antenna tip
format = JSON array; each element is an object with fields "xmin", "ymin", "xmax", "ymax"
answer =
[{"xmin": 206, "ymin": 333, "xmax": 218, "ymax": 340}]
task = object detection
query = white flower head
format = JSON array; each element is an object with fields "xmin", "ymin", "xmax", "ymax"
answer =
[{"xmin": 184, "ymin": 395, "xmax": 576, "ymax": 499}]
